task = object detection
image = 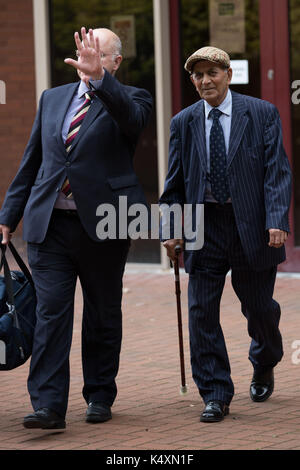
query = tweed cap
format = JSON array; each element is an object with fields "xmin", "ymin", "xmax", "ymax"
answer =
[{"xmin": 184, "ymin": 46, "xmax": 230, "ymax": 73}]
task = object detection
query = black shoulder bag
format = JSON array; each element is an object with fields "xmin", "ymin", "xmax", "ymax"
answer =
[{"xmin": 0, "ymin": 242, "xmax": 36, "ymax": 370}]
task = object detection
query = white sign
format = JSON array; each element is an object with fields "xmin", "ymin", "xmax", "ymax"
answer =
[{"xmin": 230, "ymin": 60, "xmax": 249, "ymax": 84}]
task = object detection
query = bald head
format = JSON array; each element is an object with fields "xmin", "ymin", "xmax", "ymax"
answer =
[
  {"xmin": 81, "ymin": 28, "xmax": 123, "ymax": 77},
  {"xmin": 91, "ymin": 28, "xmax": 122, "ymax": 56}
]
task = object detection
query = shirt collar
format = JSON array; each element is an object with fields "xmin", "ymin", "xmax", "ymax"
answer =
[
  {"xmin": 78, "ymin": 81, "xmax": 91, "ymax": 99},
  {"xmin": 204, "ymin": 88, "xmax": 232, "ymax": 119}
]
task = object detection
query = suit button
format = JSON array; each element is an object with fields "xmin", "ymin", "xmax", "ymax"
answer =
[{"xmin": 65, "ymin": 161, "xmax": 71, "ymax": 167}]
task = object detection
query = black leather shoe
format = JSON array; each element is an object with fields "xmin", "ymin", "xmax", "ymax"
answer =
[
  {"xmin": 250, "ymin": 367, "xmax": 274, "ymax": 402},
  {"xmin": 86, "ymin": 402, "xmax": 112, "ymax": 423},
  {"xmin": 200, "ymin": 400, "xmax": 229, "ymax": 423},
  {"xmin": 23, "ymin": 408, "xmax": 66, "ymax": 429}
]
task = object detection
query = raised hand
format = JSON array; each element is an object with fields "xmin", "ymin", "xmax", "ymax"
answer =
[{"xmin": 64, "ymin": 27, "xmax": 104, "ymax": 82}]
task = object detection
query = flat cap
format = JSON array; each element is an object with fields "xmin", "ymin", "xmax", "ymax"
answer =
[{"xmin": 184, "ymin": 46, "xmax": 230, "ymax": 73}]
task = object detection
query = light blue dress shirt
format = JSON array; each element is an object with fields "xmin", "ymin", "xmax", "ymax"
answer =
[{"xmin": 204, "ymin": 89, "xmax": 232, "ymax": 203}]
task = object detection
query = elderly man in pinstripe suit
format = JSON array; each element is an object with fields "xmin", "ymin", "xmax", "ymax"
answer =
[{"xmin": 160, "ymin": 47, "xmax": 292, "ymax": 422}]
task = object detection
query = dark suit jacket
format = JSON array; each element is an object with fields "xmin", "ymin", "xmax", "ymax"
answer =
[
  {"xmin": 0, "ymin": 71, "xmax": 152, "ymax": 242},
  {"xmin": 159, "ymin": 90, "xmax": 292, "ymax": 272}
]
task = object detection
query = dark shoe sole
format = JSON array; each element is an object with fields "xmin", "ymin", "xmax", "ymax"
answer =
[
  {"xmin": 86, "ymin": 414, "xmax": 112, "ymax": 423},
  {"xmin": 23, "ymin": 418, "xmax": 66, "ymax": 429},
  {"xmin": 200, "ymin": 407, "xmax": 229, "ymax": 423}
]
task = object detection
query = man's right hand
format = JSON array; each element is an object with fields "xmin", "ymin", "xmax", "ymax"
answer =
[
  {"xmin": 64, "ymin": 27, "xmax": 104, "ymax": 84},
  {"xmin": 163, "ymin": 239, "xmax": 184, "ymax": 262},
  {"xmin": 0, "ymin": 224, "xmax": 12, "ymax": 245}
]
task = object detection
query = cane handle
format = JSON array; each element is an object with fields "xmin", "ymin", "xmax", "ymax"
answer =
[{"xmin": 175, "ymin": 244, "xmax": 181, "ymax": 255}]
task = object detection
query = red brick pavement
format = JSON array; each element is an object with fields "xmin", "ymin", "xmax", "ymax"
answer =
[{"xmin": 1, "ymin": 254, "xmax": 300, "ymax": 451}]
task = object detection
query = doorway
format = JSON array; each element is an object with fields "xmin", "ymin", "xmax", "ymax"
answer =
[
  {"xmin": 48, "ymin": 0, "xmax": 160, "ymax": 263},
  {"xmin": 179, "ymin": 0, "xmax": 260, "ymax": 109}
]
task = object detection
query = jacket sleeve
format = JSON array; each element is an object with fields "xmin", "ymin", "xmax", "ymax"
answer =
[
  {"xmin": 91, "ymin": 70, "xmax": 153, "ymax": 140},
  {"xmin": 159, "ymin": 117, "xmax": 185, "ymax": 241},
  {"xmin": 0, "ymin": 92, "xmax": 44, "ymax": 231},
  {"xmin": 263, "ymin": 105, "xmax": 292, "ymax": 232}
]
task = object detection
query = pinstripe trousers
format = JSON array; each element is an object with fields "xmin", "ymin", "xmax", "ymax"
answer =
[{"xmin": 188, "ymin": 203, "xmax": 283, "ymax": 405}]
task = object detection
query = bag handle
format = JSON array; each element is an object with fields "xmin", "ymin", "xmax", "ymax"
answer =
[
  {"xmin": 7, "ymin": 242, "xmax": 35, "ymax": 289},
  {"xmin": 0, "ymin": 236, "xmax": 34, "ymax": 288}
]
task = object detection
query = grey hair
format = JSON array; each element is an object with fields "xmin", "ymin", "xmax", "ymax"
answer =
[{"xmin": 112, "ymin": 35, "xmax": 122, "ymax": 56}]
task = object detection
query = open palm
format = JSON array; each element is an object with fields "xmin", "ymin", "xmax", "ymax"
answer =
[{"xmin": 64, "ymin": 27, "xmax": 104, "ymax": 81}]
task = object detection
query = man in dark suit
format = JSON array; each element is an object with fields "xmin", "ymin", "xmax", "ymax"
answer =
[
  {"xmin": 160, "ymin": 46, "xmax": 291, "ymax": 422},
  {"xmin": 0, "ymin": 27, "xmax": 152, "ymax": 429}
]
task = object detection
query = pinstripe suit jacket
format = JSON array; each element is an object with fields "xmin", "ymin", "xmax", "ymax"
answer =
[{"xmin": 159, "ymin": 90, "xmax": 292, "ymax": 272}]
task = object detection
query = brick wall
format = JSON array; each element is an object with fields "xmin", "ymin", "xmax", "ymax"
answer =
[{"xmin": 0, "ymin": 0, "xmax": 36, "ymax": 235}]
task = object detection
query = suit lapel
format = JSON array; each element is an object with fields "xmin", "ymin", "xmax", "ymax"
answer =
[
  {"xmin": 227, "ymin": 91, "xmax": 249, "ymax": 168},
  {"xmin": 189, "ymin": 101, "xmax": 207, "ymax": 175},
  {"xmin": 66, "ymin": 96, "xmax": 104, "ymax": 157},
  {"xmin": 55, "ymin": 82, "xmax": 79, "ymax": 153}
]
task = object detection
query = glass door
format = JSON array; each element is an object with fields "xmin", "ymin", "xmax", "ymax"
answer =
[
  {"xmin": 179, "ymin": 0, "xmax": 261, "ymax": 109},
  {"xmin": 49, "ymin": 0, "xmax": 160, "ymax": 263},
  {"xmin": 289, "ymin": 0, "xmax": 300, "ymax": 247},
  {"xmin": 170, "ymin": 0, "xmax": 298, "ymax": 270}
]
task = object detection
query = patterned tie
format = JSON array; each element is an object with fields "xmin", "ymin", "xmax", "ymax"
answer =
[
  {"xmin": 209, "ymin": 108, "xmax": 230, "ymax": 204},
  {"xmin": 61, "ymin": 91, "xmax": 94, "ymax": 199}
]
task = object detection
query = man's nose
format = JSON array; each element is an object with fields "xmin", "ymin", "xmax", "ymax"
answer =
[{"xmin": 202, "ymin": 74, "xmax": 211, "ymax": 85}]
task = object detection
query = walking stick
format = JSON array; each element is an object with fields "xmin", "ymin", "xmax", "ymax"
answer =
[{"xmin": 173, "ymin": 244, "xmax": 188, "ymax": 395}]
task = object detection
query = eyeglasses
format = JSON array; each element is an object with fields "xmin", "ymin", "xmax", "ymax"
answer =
[{"xmin": 75, "ymin": 50, "xmax": 117, "ymax": 59}]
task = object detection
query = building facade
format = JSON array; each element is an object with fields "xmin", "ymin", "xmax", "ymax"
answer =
[{"xmin": 0, "ymin": 0, "xmax": 299, "ymax": 270}]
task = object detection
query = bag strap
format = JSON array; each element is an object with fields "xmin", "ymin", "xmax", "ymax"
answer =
[{"xmin": 7, "ymin": 242, "xmax": 35, "ymax": 289}]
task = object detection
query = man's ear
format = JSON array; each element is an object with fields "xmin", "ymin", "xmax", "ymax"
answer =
[
  {"xmin": 113, "ymin": 55, "xmax": 123, "ymax": 73},
  {"xmin": 227, "ymin": 67, "xmax": 233, "ymax": 84}
]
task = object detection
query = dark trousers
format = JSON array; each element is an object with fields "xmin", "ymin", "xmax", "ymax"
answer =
[
  {"xmin": 188, "ymin": 203, "xmax": 283, "ymax": 405},
  {"xmin": 27, "ymin": 209, "xmax": 130, "ymax": 418}
]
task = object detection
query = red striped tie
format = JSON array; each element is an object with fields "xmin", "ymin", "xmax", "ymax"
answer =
[{"xmin": 61, "ymin": 91, "xmax": 94, "ymax": 198}]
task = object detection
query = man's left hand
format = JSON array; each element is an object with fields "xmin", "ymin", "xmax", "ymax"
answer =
[
  {"xmin": 268, "ymin": 228, "xmax": 288, "ymax": 248},
  {"xmin": 64, "ymin": 27, "xmax": 104, "ymax": 82}
]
